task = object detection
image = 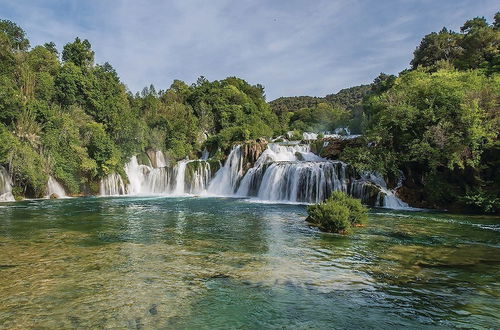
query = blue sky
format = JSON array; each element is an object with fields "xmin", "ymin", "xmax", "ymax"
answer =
[{"xmin": 1, "ymin": 0, "xmax": 497, "ymax": 100}]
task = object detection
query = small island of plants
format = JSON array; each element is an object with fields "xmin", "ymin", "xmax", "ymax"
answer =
[{"xmin": 306, "ymin": 191, "xmax": 368, "ymax": 234}]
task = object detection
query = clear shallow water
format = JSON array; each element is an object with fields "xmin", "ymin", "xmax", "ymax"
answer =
[{"xmin": 0, "ymin": 197, "xmax": 498, "ymax": 329}]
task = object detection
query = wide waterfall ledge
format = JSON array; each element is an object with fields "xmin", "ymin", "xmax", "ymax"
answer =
[{"xmin": 99, "ymin": 143, "xmax": 412, "ymax": 210}]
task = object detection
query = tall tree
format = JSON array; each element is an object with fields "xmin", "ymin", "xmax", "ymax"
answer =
[
  {"xmin": 62, "ymin": 37, "xmax": 94, "ymax": 67},
  {"xmin": 0, "ymin": 19, "xmax": 29, "ymax": 51},
  {"xmin": 411, "ymin": 28, "xmax": 462, "ymax": 69}
]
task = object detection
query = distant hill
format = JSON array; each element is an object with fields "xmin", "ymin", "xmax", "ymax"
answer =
[
  {"xmin": 324, "ymin": 85, "xmax": 372, "ymax": 110},
  {"xmin": 268, "ymin": 96, "xmax": 324, "ymax": 116},
  {"xmin": 269, "ymin": 84, "xmax": 372, "ymax": 115}
]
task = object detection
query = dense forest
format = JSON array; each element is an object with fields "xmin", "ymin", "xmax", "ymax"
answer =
[{"xmin": 0, "ymin": 13, "xmax": 499, "ymax": 213}]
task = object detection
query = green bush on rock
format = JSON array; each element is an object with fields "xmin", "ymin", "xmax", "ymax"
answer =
[{"xmin": 306, "ymin": 191, "xmax": 368, "ymax": 234}]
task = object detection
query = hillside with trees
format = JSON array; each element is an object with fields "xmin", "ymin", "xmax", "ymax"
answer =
[{"xmin": 0, "ymin": 19, "xmax": 279, "ymax": 198}]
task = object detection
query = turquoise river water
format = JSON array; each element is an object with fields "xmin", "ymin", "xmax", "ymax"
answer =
[{"xmin": 0, "ymin": 197, "xmax": 499, "ymax": 329}]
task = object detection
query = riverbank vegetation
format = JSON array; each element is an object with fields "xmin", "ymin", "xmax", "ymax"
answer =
[{"xmin": 340, "ymin": 13, "xmax": 499, "ymax": 213}]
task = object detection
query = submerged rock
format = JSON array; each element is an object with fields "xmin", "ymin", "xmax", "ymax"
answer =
[{"xmin": 149, "ymin": 304, "xmax": 158, "ymax": 315}]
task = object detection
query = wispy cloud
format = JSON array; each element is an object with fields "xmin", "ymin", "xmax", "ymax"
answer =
[{"xmin": 0, "ymin": 0, "xmax": 497, "ymax": 99}]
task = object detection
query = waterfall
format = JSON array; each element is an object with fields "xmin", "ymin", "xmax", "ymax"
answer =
[
  {"xmin": 233, "ymin": 143, "xmax": 348, "ymax": 203},
  {"xmin": 303, "ymin": 132, "xmax": 318, "ymax": 140},
  {"xmin": 155, "ymin": 150, "xmax": 167, "ymax": 168},
  {"xmin": 378, "ymin": 191, "xmax": 409, "ymax": 209},
  {"xmin": 242, "ymin": 161, "xmax": 348, "ymax": 203},
  {"xmin": 124, "ymin": 156, "xmax": 174, "ymax": 195},
  {"xmin": 350, "ymin": 172, "xmax": 409, "ymax": 209},
  {"xmin": 172, "ymin": 160, "xmax": 188, "ymax": 195},
  {"xmin": 46, "ymin": 176, "xmax": 66, "ymax": 198},
  {"xmin": 0, "ymin": 166, "xmax": 14, "ymax": 202},
  {"xmin": 201, "ymin": 148, "xmax": 209, "ymax": 160},
  {"xmin": 100, "ymin": 173, "xmax": 126, "ymax": 196},
  {"xmin": 374, "ymin": 172, "xmax": 409, "ymax": 209},
  {"xmin": 97, "ymin": 142, "xmax": 410, "ymax": 209},
  {"xmin": 207, "ymin": 145, "xmax": 244, "ymax": 195},
  {"xmin": 211, "ymin": 142, "xmax": 408, "ymax": 208},
  {"xmin": 185, "ymin": 161, "xmax": 212, "ymax": 194},
  {"xmin": 100, "ymin": 155, "xmax": 213, "ymax": 196}
]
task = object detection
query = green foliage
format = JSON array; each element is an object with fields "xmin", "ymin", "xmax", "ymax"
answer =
[
  {"xmin": 324, "ymin": 85, "xmax": 372, "ymax": 109},
  {"xmin": 462, "ymin": 190, "xmax": 500, "ymax": 214},
  {"xmin": 365, "ymin": 69, "xmax": 497, "ymax": 172},
  {"xmin": 289, "ymin": 102, "xmax": 349, "ymax": 132},
  {"xmin": 10, "ymin": 142, "xmax": 47, "ymax": 197},
  {"xmin": 55, "ymin": 62, "xmax": 85, "ymax": 106},
  {"xmin": 0, "ymin": 124, "xmax": 17, "ymax": 163},
  {"xmin": 27, "ymin": 46, "xmax": 59, "ymax": 74},
  {"xmin": 289, "ymin": 130, "xmax": 303, "ymax": 141},
  {"xmin": 187, "ymin": 76, "xmax": 278, "ymax": 152},
  {"xmin": 270, "ymin": 85, "xmax": 372, "ymax": 134},
  {"xmin": 307, "ymin": 201, "xmax": 351, "ymax": 233},
  {"xmin": 43, "ymin": 42, "xmax": 58, "ymax": 56},
  {"xmin": 270, "ymin": 96, "xmax": 323, "ymax": 116},
  {"xmin": 0, "ymin": 14, "xmax": 496, "ymax": 213},
  {"xmin": 411, "ymin": 13, "xmax": 500, "ymax": 73},
  {"xmin": 341, "ymin": 68, "xmax": 499, "ymax": 211},
  {"xmin": 62, "ymin": 37, "xmax": 94, "ymax": 67},
  {"xmin": 411, "ymin": 28, "xmax": 462, "ymax": 70},
  {"xmin": 306, "ymin": 191, "xmax": 368, "ymax": 234},
  {"xmin": 83, "ymin": 122, "xmax": 121, "ymax": 176},
  {"xmin": 0, "ymin": 75, "xmax": 23, "ymax": 125},
  {"xmin": 0, "ymin": 19, "xmax": 29, "ymax": 51},
  {"xmin": 42, "ymin": 107, "xmax": 97, "ymax": 194}
]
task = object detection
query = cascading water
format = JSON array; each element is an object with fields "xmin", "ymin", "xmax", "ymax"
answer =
[
  {"xmin": 207, "ymin": 145, "xmax": 244, "ymax": 195},
  {"xmin": 185, "ymin": 161, "xmax": 212, "ymax": 194},
  {"xmin": 172, "ymin": 160, "xmax": 188, "ymax": 195},
  {"xmin": 155, "ymin": 150, "xmax": 167, "ymax": 168},
  {"xmin": 46, "ymin": 176, "xmax": 67, "ymax": 198},
  {"xmin": 100, "ymin": 151, "xmax": 213, "ymax": 196},
  {"xmin": 211, "ymin": 142, "xmax": 408, "ymax": 207},
  {"xmin": 100, "ymin": 173, "xmax": 126, "ymax": 196},
  {"xmin": 374, "ymin": 173, "xmax": 409, "ymax": 209},
  {"xmin": 350, "ymin": 172, "xmax": 409, "ymax": 209},
  {"xmin": 0, "ymin": 166, "xmax": 14, "ymax": 202},
  {"xmin": 232, "ymin": 143, "xmax": 348, "ymax": 203},
  {"xmin": 98, "ymin": 144, "xmax": 410, "ymax": 209},
  {"xmin": 201, "ymin": 148, "xmax": 209, "ymax": 160}
]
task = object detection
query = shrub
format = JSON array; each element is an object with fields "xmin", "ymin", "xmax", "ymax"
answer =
[
  {"xmin": 462, "ymin": 190, "xmax": 500, "ymax": 214},
  {"xmin": 306, "ymin": 191, "xmax": 368, "ymax": 234}
]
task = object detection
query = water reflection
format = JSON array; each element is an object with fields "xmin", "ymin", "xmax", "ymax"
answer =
[{"xmin": 0, "ymin": 197, "xmax": 498, "ymax": 328}]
